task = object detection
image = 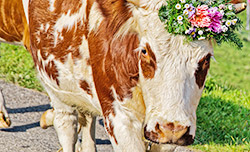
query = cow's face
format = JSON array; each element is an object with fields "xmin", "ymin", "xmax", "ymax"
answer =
[{"xmin": 129, "ymin": 1, "xmax": 214, "ymax": 145}]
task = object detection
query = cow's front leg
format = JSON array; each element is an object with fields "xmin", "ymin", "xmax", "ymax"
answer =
[
  {"xmin": 0, "ymin": 89, "xmax": 11, "ymax": 128},
  {"xmin": 52, "ymin": 101, "xmax": 78, "ymax": 152},
  {"xmin": 103, "ymin": 102, "xmax": 145, "ymax": 152},
  {"xmin": 77, "ymin": 114, "xmax": 96, "ymax": 152}
]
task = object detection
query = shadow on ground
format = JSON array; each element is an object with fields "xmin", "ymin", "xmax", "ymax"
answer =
[
  {"xmin": 0, "ymin": 122, "xmax": 40, "ymax": 132},
  {"xmin": 7, "ymin": 104, "xmax": 51, "ymax": 114}
]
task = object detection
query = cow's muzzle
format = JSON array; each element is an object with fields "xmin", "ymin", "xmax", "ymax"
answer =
[{"xmin": 144, "ymin": 122, "xmax": 194, "ymax": 146}]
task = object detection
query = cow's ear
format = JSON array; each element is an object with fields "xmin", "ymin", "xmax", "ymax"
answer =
[
  {"xmin": 230, "ymin": 0, "xmax": 245, "ymax": 4},
  {"xmin": 229, "ymin": 0, "xmax": 247, "ymax": 13}
]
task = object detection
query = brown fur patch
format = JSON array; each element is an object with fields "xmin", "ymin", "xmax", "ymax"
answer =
[
  {"xmin": 53, "ymin": 0, "xmax": 83, "ymax": 15},
  {"xmin": 29, "ymin": 0, "xmax": 87, "ymax": 85},
  {"xmin": 195, "ymin": 54, "xmax": 211, "ymax": 88},
  {"xmin": 79, "ymin": 80, "xmax": 93, "ymax": 96},
  {"xmin": 96, "ymin": 0, "xmax": 132, "ymax": 35},
  {"xmin": 29, "ymin": 0, "xmax": 84, "ymax": 61},
  {"xmin": 44, "ymin": 61, "xmax": 59, "ymax": 85},
  {"xmin": 230, "ymin": 0, "xmax": 244, "ymax": 4},
  {"xmin": 140, "ymin": 43, "xmax": 157, "ymax": 79},
  {"xmin": 88, "ymin": 0, "xmax": 138, "ymax": 142},
  {"xmin": 89, "ymin": 31, "xmax": 140, "ymax": 115}
]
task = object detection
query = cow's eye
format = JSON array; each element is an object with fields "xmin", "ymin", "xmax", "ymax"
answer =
[
  {"xmin": 142, "ymin": 49, "xmax": 147, "ymax": 55},
  {"xmin": 202, "ymin": 55, "xmax": 211, "ymax": 70}
]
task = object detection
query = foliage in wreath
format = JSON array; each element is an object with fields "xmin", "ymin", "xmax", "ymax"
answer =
[{"xmin": 159, "ymin": 0, "xmax": 243, "ymax": 49}]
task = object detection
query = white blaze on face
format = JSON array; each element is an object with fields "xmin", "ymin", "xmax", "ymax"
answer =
[{"xmin": 132, "ymin": 7, "xmax": 213, "ymax": 138}]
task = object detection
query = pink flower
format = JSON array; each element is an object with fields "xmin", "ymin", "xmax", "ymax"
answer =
[
  {"xmin": 190, "ymin": 5, "xmax": 211, "ymax": 28},
  {"xmin": 208, "ymin": 7, "xmax": 223, "ymax": 33}
]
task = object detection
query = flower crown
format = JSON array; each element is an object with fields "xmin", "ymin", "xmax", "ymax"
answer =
[{"xmin": 159, "ymin": 0, "xmax": 243, "ymax": 49}]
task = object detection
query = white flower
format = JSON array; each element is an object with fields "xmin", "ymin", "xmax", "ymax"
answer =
[
  {"xmin": 177, "ymin": 15, "xmax": 183, "ymax": 21},
  {"xmin": 198, "ymin": 37, "xmax": 206, "ymax": 40},
  {"xmin": 228, "ymin": 5, "xmax": 233, "ymax": 10},
  {"xmin": 222, "ymin": 25, "xmax": 228, "ymax": 32},
  {"xmin": 232, "ymin": 19, "xmax": 238, "ymax": 25},
  {"xmin": 175, "ymin": 4, "xmax": 181, "ymax": 10},
  {"xmin": 225, "ymin": 20, "xmax": 231, "ymax": 27},
  {"xmin": 184, "ymin": 4, "xmax": 190, "ymax": 9},
  {"xmin": 180, "ymin": 0, "xmax": 186, "ymax": 3},
  {"xmin": 206, "ymin": 28, "xmax": 211, "ymax": 32},
  {"xmin": 220, "ymin": 10, "xmax": 224, "ymax": 16},
  {"xmin": 219, "ymin": 4, "xmax": 225, "ymax": 10},
  {"xmin": 183, "ymin": 10, "xmax": 189, "ymax": 15},
  {"xmin": 185, "ymin": 30, "xmax": 190, "ymax": 34},
  {"xmin": 178, "ymin": 21, "xmax": 183, "ymax": 25},
  {"xmin": 198, "ymin": 30, "xmax": 203, "ymax": 35}
]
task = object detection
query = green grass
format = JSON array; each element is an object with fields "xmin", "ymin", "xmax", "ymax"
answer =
[
  {"xmin": 0, "ymin": 44, "xmax": 43, "ymax": 91},
  {"xmin": 209, "ymin": 35, "xmax": 250, "ymax": 93},
  {"xmin": 191, "ymin": 77, "xmax": 250, "ymax": 152},
  {"xmin": 209, "ymin": 12, "xmax": 250, "ymax": 93}
]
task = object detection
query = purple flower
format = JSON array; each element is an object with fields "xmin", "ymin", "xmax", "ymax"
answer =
[
  {"xmin": 188, "ymin": 27, "xmax": 196, "ymax": 37},
  {"xmin": 208, "ymin": 7, "xmax": 223, "ymax": 33},
  {"xmin": 184, "ymin": 4, "xmax": 196, "ymax": 18}
]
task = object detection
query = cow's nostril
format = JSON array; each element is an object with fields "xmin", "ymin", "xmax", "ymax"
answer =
[
  {"xmin": 176, "ymin": 127, "xmax": 194, "ymax": 145},
  {"xmin": 144, "ymin": 122, "xmax": 192, "ymax": 145},
  {"xmin": 144, "ymin": 125, "xmax": 160, "ymax": 143}
]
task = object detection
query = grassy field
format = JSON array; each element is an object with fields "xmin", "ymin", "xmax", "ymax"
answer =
[
  {"xmin": 208, "ymin": 12, "xmax": 250, "ymax": 93},
  {"xmin": 0, "ymin": 44, "xmax": 43, "ymax": 92},
  {"xmin": 0, "ymin": 14, "xmax": 249, "ymax": 152}
]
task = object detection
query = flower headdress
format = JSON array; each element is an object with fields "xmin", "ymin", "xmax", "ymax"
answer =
[{"xmin": 159, "ymin": 0, "xmax": 243, "ymax": 49}]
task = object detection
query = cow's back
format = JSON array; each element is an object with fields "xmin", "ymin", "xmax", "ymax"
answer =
[{"xmin": 28, "ymin": 0, "xmax": 102, "ymax": 115}]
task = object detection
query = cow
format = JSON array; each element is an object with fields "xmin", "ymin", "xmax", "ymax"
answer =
[
  {"xmin": 0, "ymin": 0, "xmax": 30, "ymax": 128},
  {"xmin": 0, "ymin": 0, "xmax": 246, "ymax": 151}
]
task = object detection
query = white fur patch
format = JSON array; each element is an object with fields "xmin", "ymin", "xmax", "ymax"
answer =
[
  {"xmin": 22, "ymin": 0, "xmax": 29, "ymax": 24},
  {"xmin": 88, "ymin": 2, "xmax": 104, "ymax": 32},
  {"xmin": 140, "ymin": 0, "xmax": 167, "ymax": 10},
  {"xmin": 49, "ymin": 0, "xmax": 56, "ymax": 12},
  {"xmin": 53, "ymin": 5, "xmax": 85, "ymax": 46},
  {"xmin": 0, "ymin": 37, "xmax": 23, "ymax": 45}
]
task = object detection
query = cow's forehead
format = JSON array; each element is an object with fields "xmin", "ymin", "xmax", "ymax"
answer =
[{"xmin": 134, "ymin": 8, "xmax": 214, "ymax": 61}]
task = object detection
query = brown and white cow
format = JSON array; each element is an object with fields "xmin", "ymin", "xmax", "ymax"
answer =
[
  {"xmin": 0, "ymin": 0, "xmax": 30, "ymax": 128},
  {"xmin": 0, "ymin": 0, "xmax": 246, "ymax": 151}
]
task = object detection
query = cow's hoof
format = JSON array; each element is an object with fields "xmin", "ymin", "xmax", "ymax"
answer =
[
  {"xmin": 40, "ymin": 109, "xmax": 54, "ymax": 129},
  {"xmin": 57, "ymin": 147, "xmax": 63, "ymax": 152},
  {"xmin": 0, "ymin": 111, "xmax": 11, "ymax": 128}
]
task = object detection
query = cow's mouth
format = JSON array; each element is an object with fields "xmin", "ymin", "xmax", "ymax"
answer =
[{"xmin": 144, "ymin": 124, "xmax": 194, "ymax": 146}]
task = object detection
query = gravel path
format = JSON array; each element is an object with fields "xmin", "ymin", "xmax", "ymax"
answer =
[
  {"xmin": 0, "ymin": 80, "xmax": 112, "ymax": 152},
  {"xmin": 0, "ymin": 80, "xmax": 194, "ymax": 152}
]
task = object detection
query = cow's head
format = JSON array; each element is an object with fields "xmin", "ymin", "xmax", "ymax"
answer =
[{"xmin": 125, "ymin": 0, "xmax": 246, "ymax": 146}]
